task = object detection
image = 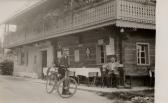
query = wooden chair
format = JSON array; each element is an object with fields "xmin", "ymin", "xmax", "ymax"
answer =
[
  {"xmin": 99, "ymin": 66, "xmax": 106, "ymax": 87},
  {"xmin": 77, "ymin": 75, "xmax": 88, "ymax": 85},
  {"xmin": 68, "ymin": 71, "xmax": 75, "ymax": 77},
  {"xmin": 88, "ymin": 72, "xmax": 98, "ymax": 86},
  {"xmin": 68, "ymin": 71, "xmax": 77, "ymax": 81}
]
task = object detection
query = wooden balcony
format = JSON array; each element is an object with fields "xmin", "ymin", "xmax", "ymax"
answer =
[
  {"xmin": 116, "ymin": 0, "xmax": 155, "ymax": 29},
  {"xmin": 4, "ymin": 0, "xmax": 155, "ymax": 48}
]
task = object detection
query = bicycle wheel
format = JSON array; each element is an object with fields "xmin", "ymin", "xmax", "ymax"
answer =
[
  {"xmin": 57, "ymin": 77, "xmax": 77, "ymax": 98},
  {"xmin": 46, "ymin": 72, "xmax": 58, "ymax": 94}
]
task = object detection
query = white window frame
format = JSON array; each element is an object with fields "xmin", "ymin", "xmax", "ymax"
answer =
[{"xmin": 136, "ymin": 42, "xmax": 150, "ymax": 66}]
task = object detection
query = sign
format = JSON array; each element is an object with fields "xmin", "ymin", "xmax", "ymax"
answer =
[
  {"xmin": 98, "ymin": 39, "xmax": 104, "ymax": 45},
  {"xmin": 74, "ymin": 49, "xmax": 79, "ymax": 62},
  {"xmin": 106, "ymin": 45, "xmax": 115, "ymax": 55},
  {"xmin": 57, "ymin": 51, "xmax": 62, "ymax": 58}
]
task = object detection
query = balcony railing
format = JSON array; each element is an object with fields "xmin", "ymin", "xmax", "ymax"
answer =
[
  {"xmin": 4, "ymin": 0, "xmax": 155, "ymax": 48},
  {"xmin": 116, "ymin": 0, "xmax": 155, "ymax": 28}
]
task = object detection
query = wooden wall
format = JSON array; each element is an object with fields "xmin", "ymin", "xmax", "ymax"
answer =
[
  {"xmin": 51, "ymin": 28, "xmax": 156, "ymax": 76},
  {"xmin": 51, "ymin": 28, "xmax": 115, "ymax": 68},
  {"xmin": 123, "ymin": 29, "xmax": 156, "ymax": 75}
]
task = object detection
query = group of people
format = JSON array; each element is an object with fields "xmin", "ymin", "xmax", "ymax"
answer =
[
  {"xmin": 45, "ymin": 49, "xmax": 121, "ymax": 88},
  {"xmin": 102, "ymin": 56, "xmax": 121, "ymax": 88}
]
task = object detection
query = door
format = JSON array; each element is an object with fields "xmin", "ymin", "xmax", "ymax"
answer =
[{"xmin": 41, "ymin": 50, "xmax": 47, "ymax": 79}]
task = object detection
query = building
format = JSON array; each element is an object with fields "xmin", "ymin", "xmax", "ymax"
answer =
[{"xmin": 3, "ymin": 0, "xmax": 156, "ymax": 85}]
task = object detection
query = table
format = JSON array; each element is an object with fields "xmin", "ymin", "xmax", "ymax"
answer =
[
  {"xmin": 68, "ymin": 67, "xmax": 101, "ymax": 77},
  {"xmin": 68, "ymin": 67, "xmax": 101, "ymax": 85}
]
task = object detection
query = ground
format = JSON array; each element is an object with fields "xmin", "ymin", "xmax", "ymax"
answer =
[
  {"xmin": 0, "ymin": 75, "xmax": 154, "ymax": 103},
  {"xmin": 0, "ymin": 75, "xmax": 112, "ymax": 103}
]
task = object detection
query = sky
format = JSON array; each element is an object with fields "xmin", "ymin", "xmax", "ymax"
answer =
[{"xmin": 0, "ymin": 0, "xmax": 40, "ymax": 42}]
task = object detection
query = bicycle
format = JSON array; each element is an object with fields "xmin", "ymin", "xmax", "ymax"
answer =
[{"xmin": 46, "ymin": 65, "xmax": 78, "ymax": 98}]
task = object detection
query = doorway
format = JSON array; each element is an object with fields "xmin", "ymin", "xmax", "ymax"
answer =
[{"xmin": 41, "ymin": 50, "xmax": 47, "ymax": 79}]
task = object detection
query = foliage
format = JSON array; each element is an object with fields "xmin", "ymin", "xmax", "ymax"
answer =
[
  {"xmin": 0, "ymin": 59, "xmax": 14, "ymax": 75},
  {"xmin": 131, "ymin": 96, "xmax": 154, "ymax": 103}
]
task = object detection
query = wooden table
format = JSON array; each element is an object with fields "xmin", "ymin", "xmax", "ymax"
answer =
[
  {"xmin": 68, "ymin": 67, "xmax": 101, "ymax": 85},
  {"xmin": 68, "ymin": 67, "xmax": 101, "ymax": 77}
]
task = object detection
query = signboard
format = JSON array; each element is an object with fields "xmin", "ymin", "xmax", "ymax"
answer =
[
  {"xmin": 106, "ymin": 45, "xmax": 115, "ymax": 55},
  {"xmin": 98, "ymin": 39, "xmax": 104, "ymax": 45},
  {"xmin": 57, "ymin": 51, "xmax": 62, "ymax": 58},
  {"xmin": 74, "ymin": 49, "xmax": 79, "ymax": 62}
]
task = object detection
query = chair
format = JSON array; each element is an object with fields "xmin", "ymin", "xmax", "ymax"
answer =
[
  {"xmin": 88, "ymin": 72, "xmax": 98, "ymax": 86},
  {"xmin": 77, "ymin": 75, "xmax": 88, "ymax": 85},
  {"xmin": 68, "ymin": 71, "xmax": 75, "ymax": 77},
  {"xmin": 148, "ymin": 67, "xmax": 155, "ymax": 87},
  {"xmin": 99, "ymin": 66, "xmax": 106, "ymax": 87},
  {"xmin": 68, "ymin": 71, "xmax": 77, "ymax": 81}
]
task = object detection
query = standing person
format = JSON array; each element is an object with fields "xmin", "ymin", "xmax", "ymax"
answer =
[
  {"xmin": 57, "ymin": 51, "xmax": 70, "ymax": 95},
  {"xmin": 58, "ymin": 52, "xmax": 69, "ymax": 78},
  {"xmin": 103, "ymin": 56, "xmax": 119, "ymax": 87}
]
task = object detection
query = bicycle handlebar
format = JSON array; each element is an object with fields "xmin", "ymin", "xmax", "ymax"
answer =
[{"xmin": 58, "ymin": 65, "xmax": 69, "ymax": 71}]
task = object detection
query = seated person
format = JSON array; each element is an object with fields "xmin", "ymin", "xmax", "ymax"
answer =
[{"xmin": 103, "ymin": 56, "xmax": 120, "ymax": 87}]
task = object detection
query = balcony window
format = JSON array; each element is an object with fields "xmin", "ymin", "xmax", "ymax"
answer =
[
  {"xmin": 136, "ymin": 43, "xmax": 150, "ymax": 65},
  {"xmin": 5, "ymin": 24, "xmax": 17, "ymax": 33}
]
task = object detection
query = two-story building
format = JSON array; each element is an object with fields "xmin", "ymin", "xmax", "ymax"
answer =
[{"xmin": 3, "ymin": 0, "xmax": 156, "ymax": 86}]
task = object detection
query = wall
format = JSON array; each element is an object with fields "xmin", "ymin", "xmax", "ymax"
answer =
[
  {"xmin": 122, "ymin": 29, "xmax": 155, "ymax": 86},
  {"xmin": 123, "ymin": 30, "xmax": 155, "ymax": 75},
  {"xmin": 13, "ymin": 41, "xmax": 54, "ymax": 78},
  {"xmin": 52, "ymin": 27, "xmax": 117, "ymax": 68}
]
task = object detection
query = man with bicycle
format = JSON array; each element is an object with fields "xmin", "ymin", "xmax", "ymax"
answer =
[{"xmin": 56, "ymin": 51, "xmax": 71, "ymax": 95}]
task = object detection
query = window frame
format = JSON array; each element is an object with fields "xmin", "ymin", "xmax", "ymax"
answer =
[{"xmin": 136, "ymin": 42, "xmax": 150, "ymax": 66}]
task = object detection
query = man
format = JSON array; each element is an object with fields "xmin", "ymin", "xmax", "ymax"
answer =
[{"xmin": 57, "ymin": 51, "xmax": 70, "ymax": 95}]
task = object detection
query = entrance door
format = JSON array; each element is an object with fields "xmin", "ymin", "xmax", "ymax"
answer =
[{"xmin": 41, "ymin": 50, "xmax": 47, "ymax": 79}]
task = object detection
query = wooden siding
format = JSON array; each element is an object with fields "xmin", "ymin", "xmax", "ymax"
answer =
[
  {"xmin": 51, "ymin": 28, "xmax": 117, "ymax": 68},
  {"xmin": 123, "ymin": 30, "xmax": 155, "ymax": 75}
]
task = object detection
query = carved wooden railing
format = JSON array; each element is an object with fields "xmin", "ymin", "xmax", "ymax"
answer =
[
  {"xmin": 4, "ymin": 0, "xmax": 155, "ymax": 48},
  {"xmin": 117, "ymin": 0, "xmax": 155, "ymax": 24}
]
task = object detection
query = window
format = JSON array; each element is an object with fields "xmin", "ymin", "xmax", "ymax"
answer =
[
  {"xmin": 19, "ymin": 51, "xmax": 28, "ymax": 66},
  {"xmin": 97, "ymin": 45, "xmax": 106, "ymax": 64},
  {"xmin": 136, "ymin": 43, "xmax": 150, "ymax": 65},
  {"xmin": 8, "ymin": 24, "xmax": 17, "ymax": 32}
]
